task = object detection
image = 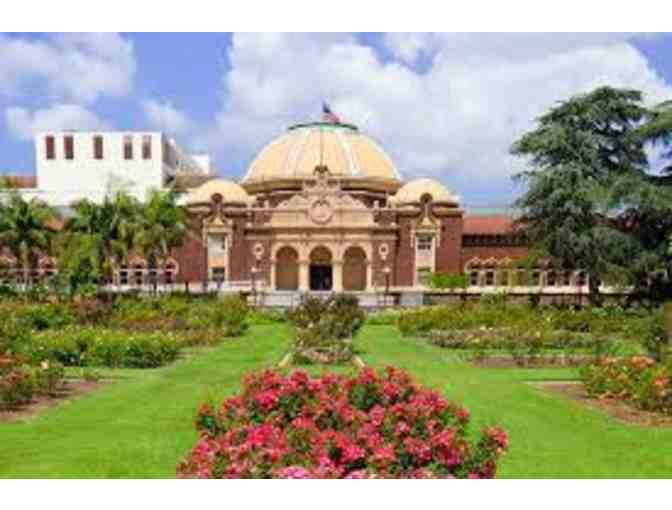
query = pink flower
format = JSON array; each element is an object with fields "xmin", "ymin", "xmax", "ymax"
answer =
[
  {"xmin": 277, "ymin": 466, "xmax": 311, "ymax": 479},
  {"xmin": 254, "ymin": 390, "xmax": 279, "ymax": 411}
]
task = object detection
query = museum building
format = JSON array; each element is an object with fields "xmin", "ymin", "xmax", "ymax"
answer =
[
  {"xmin": 168, "ymin": 120, "xmax": 547, "ymax": 294},
  {"xmin": 2, "ymin": 119, "xmax": 588, "ymax": 298}
]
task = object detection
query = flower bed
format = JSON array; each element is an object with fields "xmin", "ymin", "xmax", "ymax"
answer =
[
  {"xmin": 177, "ymin": 367, "xmax": 509, "ymax": 479},
  {"xmin": 397, "ymin": 303, "xmax": 660, "ymax": 341},
  {"xmin": 26, "ymin": 327, "xmax": 182, "ymax": 368},
  {"xmin": 397, "ymin": 303, "xmax": 660, "ymax": 361},
  {"xmin": 426, "ymin": 327, "xmax": 638, "ymax": 367},
  {"xmin": 286, "ymin": 295, "xmax": 364, "ymax": 365},
  {"xmin": 0, "ymin": 355, "xmax": 65, "ymax": 410},
  {"xmin": 579, "ymin": 356, "xmax": 672, "ymax": 415},
  {"xmin": 0, "ymin": 293, "xmax": 251, "ymax": 337}
]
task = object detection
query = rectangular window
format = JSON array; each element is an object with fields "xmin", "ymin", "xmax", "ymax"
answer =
[
  {"xmin": 417, "ymin": 235, "xmax": 433, "ymax": 251},
  {"xmin": 142, "ymin": 135, "xmax": 152, "ymax": 160},
  {"xmin": 45, "ymin": 136, "xmax": 55, "ymax": 160},
  {"xmin": 484, "ymin": 271, "xmax": 495, "ymax": 286},
  {"xmin": 469, "ymin": 271, "xmax": 479, "ymax": 286},
  {"xmin": 416, "ymin": 267, "xmax": 431, "ymax": 286},
  {"xmin": 93, "ymin": 135, "xmax": 104, "ymax": 160},
  {"xmin": 64, "ymin": 135, "xmax": 74, "ymax": 160},
  {"xmin": 546, "ymin": 271, "xmax": 557, "ymax": 287},
  {"xmin": 123, "ymin": 135, "xmax": 133, "ymax": 160},
  {"xmin": 212, "ymin": 267, "xmax": 226, "ymax": 282}
]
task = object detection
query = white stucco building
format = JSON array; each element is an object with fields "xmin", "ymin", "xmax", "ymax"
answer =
[{"xmin": 5, "ymin": 131, "xmax": 212, "ymax": 206}]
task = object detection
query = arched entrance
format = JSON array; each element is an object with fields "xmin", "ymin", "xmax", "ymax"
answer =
[
  {"xmin": 343, "ymin": 246, "xmax": 367, "ymax": 291},
  {"xmin": 276, "ymin": 246, "xmax": 299, "ymax": 290},
  {"xmin": 310, "ymin": 246, "xmax": 332, "ymax": 291}
]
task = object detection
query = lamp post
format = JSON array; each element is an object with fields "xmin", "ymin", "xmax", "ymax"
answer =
[
  {"xmin": 251, "ymin": 265, "xmax": 259, "ymax": 307},
  {"xmin": 383, "ymin": 266, "xmax": 391, "ymax": 306}
]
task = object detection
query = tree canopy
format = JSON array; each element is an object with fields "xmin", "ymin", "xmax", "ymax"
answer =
[{"xmin": 511, "ymin": 86, "xmax": 672, "ymax": 303}]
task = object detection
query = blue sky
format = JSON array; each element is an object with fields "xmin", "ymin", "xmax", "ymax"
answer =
[{"xmin": 1, "ymin": 32, "xmax": 671, "ymax": 208}]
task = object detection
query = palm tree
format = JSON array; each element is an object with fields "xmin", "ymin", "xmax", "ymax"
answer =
[
  {"xmin": 0, "ymin": 190, "xmax": 57, "ymax": 289},
  {"xmin": 134, "ymin": 190, "xmax": 187, "ymax": 292},
  {"xmin": 66, "ymin": 191, "xmax": 140, "ymax": 286}
]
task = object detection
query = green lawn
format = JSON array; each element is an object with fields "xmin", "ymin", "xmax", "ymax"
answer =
[{"xmin": 1, "ymin": 324, "xmax": 671, "ymax": 478}]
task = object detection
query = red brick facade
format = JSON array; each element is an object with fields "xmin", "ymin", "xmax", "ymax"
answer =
[{"xmin": 168, "ymin": 192, "xmax": 529, "ymax": 287}]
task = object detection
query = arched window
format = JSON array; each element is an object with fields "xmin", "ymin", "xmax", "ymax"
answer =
[
  {"xmin": 343, "ymin": 246, "xmax": 367, "ymax": 291},
  {"xmin": 275, "ymin": 246, "xmax": 299, "ymax": 291}
]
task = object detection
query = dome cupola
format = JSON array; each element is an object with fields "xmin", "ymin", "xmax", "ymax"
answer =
[{"xmin": 241, "ymin": 122, "xmax": 402, "ymax": 193}]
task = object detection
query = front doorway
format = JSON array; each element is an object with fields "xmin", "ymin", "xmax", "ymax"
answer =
[{"xmin": 309, "ymin": 246, "xmax": 333, "ymax": 291}]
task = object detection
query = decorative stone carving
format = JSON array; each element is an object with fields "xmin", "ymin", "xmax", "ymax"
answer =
[{"xmin": 309, "ymin": 198, "xmax": 334, "ymax": 225}]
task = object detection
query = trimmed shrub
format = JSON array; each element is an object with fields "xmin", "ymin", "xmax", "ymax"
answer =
[{"xmin": 177, "ymin": 367, "xmax": 509, "ymax": 479}]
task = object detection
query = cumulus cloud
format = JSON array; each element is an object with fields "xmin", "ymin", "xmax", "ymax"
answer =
[
  {"xmin": 0, "ymin": 33, "xmax": 135, "ymax": 103},
  {"xmin": 142, "ymin": 99, "xmax": 191, "ymax": 135},
  {"xmin": 210, "ymin": 33, "xmax": 672, "ymax": 204},
  {"xmin": 5, "ymin": 104, "xmax": 110, "ymax": 141}
]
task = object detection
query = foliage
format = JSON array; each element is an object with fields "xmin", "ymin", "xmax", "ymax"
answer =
[
  {"xmin": 429, "ymin": 272, "xmax": 469, "ymax": 290},
  {"xmin": 0, "ymin": 301, "xmax": 75, "ymax": 331},
  {"xmin": 66, "ymin": 191, "xmax": 140, "ymax": 284},
  {"xmin": 207, "ymin": 294, "xmax": 249, "ymax": 337},
  {"xmin": 397, "ymin": 302, "xmax": 658, "ymax": 339},
  {"xmin": 247, "ymin": 308, "xmax": 286, "ymax": 325},
  {"xmin": 286, "ymin": 294, "xmax": 365, "ymax": 364},
  {"xmin": 0, "ymin": 190, "xmax": 57, "ymax": 286},
  {"xmin": 365, "ymin": 308, "xmax": 403, "ymax": 326},
  {"xmin": 287, "ymin": 294, "xmax": 364, "ymax": 339},
  {"xmin": 26, "ymin": 327, "xmax": 182, "ymax": 368},
  {"xmin": 53, "ymin": 233, "xmax": 105, "ymax": 297},
  {"xmin": 511, "ymin": 86, "xmax": 672, "ymax": 303},
  {"xmin": 133, "ymin": 190, "xmax": 187, "ymax": 288},
  {"xmin": 177, "ymin": 367, "xmax": 509, "ymax": 479},
  {"xmin": 397, "ymin": 303, "xmax": 657, "ymax": 364},
  {"xmin": 0, "ymin": 355, "xmax": 65, "ymax": 409},
  {"xmin": 580, "ymin": 356, "xmax": 672, "ymax": 415}
]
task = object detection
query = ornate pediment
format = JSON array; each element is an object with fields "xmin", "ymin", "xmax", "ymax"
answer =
[{"xmin": 277, "ymin": 194, "xmax": 311, "ymax": 209}]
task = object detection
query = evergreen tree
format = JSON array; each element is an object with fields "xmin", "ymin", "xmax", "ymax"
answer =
[{"xmin": 511, "ymin": 86, "xmax": 672, "ymax": 303}]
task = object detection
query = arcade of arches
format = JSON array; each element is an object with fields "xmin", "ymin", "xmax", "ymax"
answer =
[{"xmin": 274, "ymin": 244, "xmax": 371, "ymax": 292}]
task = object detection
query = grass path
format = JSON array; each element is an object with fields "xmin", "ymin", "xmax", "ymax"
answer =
[
  {"xmin": 0, "ymin": 326, "xmax": 289, "ymax": 478},
  {"xmin": 359, "ymin": 326, "xmax": 672, "ymax": 478},
  {"xmin": 1, "ymin": 324, "xmax": 671, "ymax": 478}
]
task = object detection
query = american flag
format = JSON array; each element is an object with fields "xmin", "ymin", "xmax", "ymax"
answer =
[{"xmin": 322, "ymin": 102, "xmax": 341, "ymax": 124}]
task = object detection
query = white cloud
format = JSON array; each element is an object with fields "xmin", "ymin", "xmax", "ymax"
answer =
[
  {"xmin": 0, "ymin": 33, "xmax": 135, "ymax": 103},
  {"xmin": 210, "ymin": 33, "xmax": 672, "ymax": 203},
  {"xmin": 142, "ymin": 99, "xmax": 190, "ymax": 135},
  {"xmin": 5, "ymin": 104, "xmax": 110, "ymax": 141}
]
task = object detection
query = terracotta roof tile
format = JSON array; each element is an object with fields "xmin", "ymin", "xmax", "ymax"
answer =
[{"xmin": 463, "ymin": 215, "xmax": 517, "ymax": 235}]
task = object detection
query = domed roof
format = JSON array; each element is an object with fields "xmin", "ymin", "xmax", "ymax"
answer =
[
  {"xmin": 392, "ymin": 178, "xmax": 459, "ymax": 205},
  {"xmin": 183, "ymin": 178, "xmax": 250, "ymax": 205},
  {"xmin": 242, "ymin": 122, "xmax": 402, "ymax": 192}
]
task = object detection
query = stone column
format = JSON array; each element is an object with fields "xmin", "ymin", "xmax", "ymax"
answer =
[
  {"xmin": 270, "ymin": 259, "xmax": 276, "ymax": 291},
  {"xmin": 333, "ymin": 260, "xmax": 343, "ymax": 292},
  {"xmin": 299, "ymin": 260, "xmax": 310, "ymax": 291},
  {"xmin": 366, "ymin": 261, "xmax": 372, "ymax": 291}
]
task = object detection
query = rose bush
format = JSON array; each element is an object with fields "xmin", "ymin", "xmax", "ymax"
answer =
[
  {"xmin": 177, "ymin": 367, "xmax": 509, "ymax": 478},
  {"xmin": 0, "ymin": 355, "xmax": 65, "ymax": 410},
  {"xmin": 580, "ymin": 356, "xmax": 672, "ymax": 415},
  {"xmin": 287, "ymin": 294, "xmax": 365, "ymax": 364}
]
